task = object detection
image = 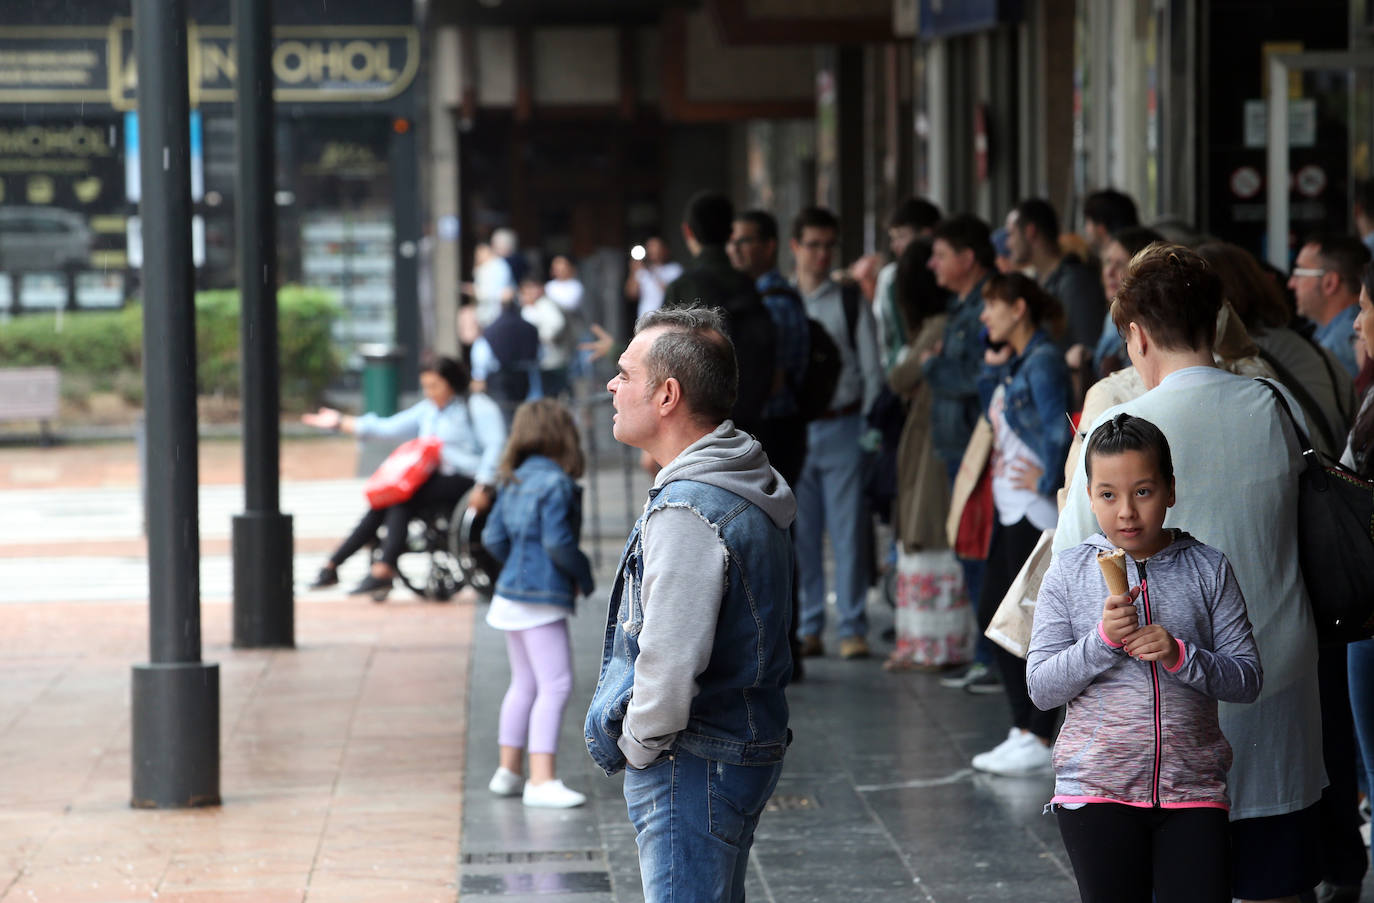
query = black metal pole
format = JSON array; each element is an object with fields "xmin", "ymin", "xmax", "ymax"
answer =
[
  {"xmin": 131, "ymin": 0, "xmax": 220, "ymax": 809},
  {"xmin": 231, "ymin": 0, "xmax": 295, "ymax": 648}
]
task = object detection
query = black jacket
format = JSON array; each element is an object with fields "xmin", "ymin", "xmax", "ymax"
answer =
[{"xmin": 663, "ymin": 246, "xmax": 777, "ymax": 432}]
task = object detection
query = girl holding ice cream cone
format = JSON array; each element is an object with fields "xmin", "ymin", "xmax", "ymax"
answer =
[{"xmin": 1027, "ymin": 414, "xmax": 1262, "ymax": 903}]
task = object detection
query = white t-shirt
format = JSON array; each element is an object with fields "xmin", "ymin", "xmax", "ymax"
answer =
[
  {"xmin": 544, "ymin": 278, "xmax": 584, "ymax": 313},
  {"xmin": 989, "ymin": 385, "xmax": 1058, "ymax": 531},
  {"xmin": 485, "ymin": 593, "xmax": 570, "ymax": 631},
  {"xmin": 635, "ymin": 262, "xmax": 682, "ymax": 319}
]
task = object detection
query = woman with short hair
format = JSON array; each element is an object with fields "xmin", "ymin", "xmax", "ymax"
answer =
[{"xmin": 1053, "ymin": 243, "xmax": 1324, "ymax": 903}]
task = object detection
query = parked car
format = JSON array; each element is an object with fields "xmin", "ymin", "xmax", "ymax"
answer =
[{"xmin": 0, "ymin": 206, "xmax": 92, "ymax": 272}]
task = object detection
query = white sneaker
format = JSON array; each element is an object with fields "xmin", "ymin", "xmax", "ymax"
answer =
[
  {"xmin": 522, "ymin": 779, "xmax": 587, "ymax": 809},
  {"xmin": 488, "ymin": 766, "xmax": 524, "ymax": 797},
  {"xmin": 970, "ymin": 728, "xmax": 1022, "ymax": 771},
  {"xmin": 973, "ymin": 730, "xmax": 1052, "ymax": 777}
]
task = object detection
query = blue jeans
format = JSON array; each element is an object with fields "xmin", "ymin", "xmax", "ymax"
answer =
[
  {"xmin": 1349, "ymin": 638, "xmax": 1374, "ymax": 799},
  {"xmin": 795, "ymin": 414, "xmax": 871, "ymax": 639},
  {"xmin": 623, "ymin": 750, "xmax": 783, "ymax": 903}
]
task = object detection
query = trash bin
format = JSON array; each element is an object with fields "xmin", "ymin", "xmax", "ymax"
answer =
[{"xmin": 360, "ymin": 344, "xmax": 404, "ymax": 417}]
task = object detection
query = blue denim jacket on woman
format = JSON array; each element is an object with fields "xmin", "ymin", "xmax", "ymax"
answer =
[
  {"xmin": 584, "ymin": 478, "xmax": 794, "ymax": 775},
  {"xmin": 481, "ymin": 455, "xmax": 594, "ymax": 608},
  {"xmin": 977, "ymin": 329, "xmax": 1073, "ymax": 498},
  {"xmin": 922, "ymin": 277, "xmax": 988, "ymax": 464}
]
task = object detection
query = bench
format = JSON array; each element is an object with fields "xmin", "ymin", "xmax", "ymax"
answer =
[{"xmin": 0, "ymin": 367, "xmax": 60, "ymax": 445}]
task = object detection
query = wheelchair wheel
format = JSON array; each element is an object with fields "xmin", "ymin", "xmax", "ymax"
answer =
[{"xmin": 450, "ymin": 488, "xmax": 500, "ymax": 601}]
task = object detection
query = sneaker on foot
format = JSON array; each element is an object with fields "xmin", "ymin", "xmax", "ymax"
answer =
[
  {"xmin": 799, "ymin": 635, "xmax": 824, "ymax": 658},
  {"xmin": 970, "ymin": 728, "xmax": 1021, "ymax": 772},
  {"xmin": 839, "ymin": 636, "xmax": 870, "ymax": 660},
  {"xmin": 308, "ymin": 565, "xmax": 338, "ymax": 589},
  {"xmin": 522, "ymin": 779, "xmax": 586, "ymax": 809},
  {"xmin": 939, "ymin": 661, "xmax": 986, "ymax": 689},
  {"xmin": 964, "ymin": 666, "xmax": 1004, "ymax": 695},
  {"xmin": 973, "ymin": 731, "xmax": 1051, "ymax": 776},
  {"xmin": 488, "ymin": 766, "xmax": 524, "ymax": 797}
]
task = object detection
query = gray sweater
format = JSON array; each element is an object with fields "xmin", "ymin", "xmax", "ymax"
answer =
[
  {"xmin": 617, "ymin": 423, "xmax": 797, "ymax": 768},
  {"xmin": 1029, "ymin": 532, "xmax": 1262, "ymax": 808}
]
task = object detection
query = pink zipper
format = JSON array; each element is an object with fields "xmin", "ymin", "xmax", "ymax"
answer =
[{"xmin": 1140, "ymin": 565, "xmax": 1162, "ymax": 808}]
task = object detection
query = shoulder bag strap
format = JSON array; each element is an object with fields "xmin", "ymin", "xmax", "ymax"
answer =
[
  {"xmin": 1255, "ymin": 347, "xmax": 1341, "ymax": 454},
  {"xmin": 1256, "ymin": 377, "xmax": 1316, "ymax": 458}
]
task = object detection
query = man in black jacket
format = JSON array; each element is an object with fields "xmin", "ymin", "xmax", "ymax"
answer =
[{"xmin": 662, "ymin": 191, "xmax": 776, "ymax": 436}]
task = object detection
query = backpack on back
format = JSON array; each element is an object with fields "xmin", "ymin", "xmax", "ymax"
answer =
[
  {"xmin": 674, "ymin": 265, "xmax": 777, "ymax": 431},
  {"xmin": 795, "ymin": 284, "xmax": 861, "ymax": 421}
]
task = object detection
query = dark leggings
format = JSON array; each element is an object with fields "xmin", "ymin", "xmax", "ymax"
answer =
[
  {"xmin": 1056, "ymin": 804, "xmax": 1231, "ymax": 903},
  {"xmin": 977, "ymin": 517, "xmax": 1057, "ymax": 740},
  {"xmin": 330, "ymin": 472, "xmax": 474, "ymax": 569}
]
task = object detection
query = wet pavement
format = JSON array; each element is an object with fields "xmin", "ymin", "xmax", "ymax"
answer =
[
  {"xmin": 460, "ymin": 584, "xmax": 1077, "ymax": 903},
  {"xmin": 0, "ymin": 433, "xmax": 1369, "ymax": 901}
]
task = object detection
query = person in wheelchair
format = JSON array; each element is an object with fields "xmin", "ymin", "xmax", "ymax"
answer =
[{"xmin": 302, "ymin": 355, "xmax": 506, "ymax": 599}]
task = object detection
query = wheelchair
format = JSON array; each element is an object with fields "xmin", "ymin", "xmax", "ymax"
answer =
[{"xmin": 369, "ymin": 486, "xmax": 501, "ymax": 602}]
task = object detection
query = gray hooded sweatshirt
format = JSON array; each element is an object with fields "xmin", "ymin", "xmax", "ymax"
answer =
[
  {"xmin": 1028, "ymin": 531, "xmax": 1262, "ymax": 809},
  {"xmin": 617, "ymin": 421, "xmax": 797, "ymax": 769}
]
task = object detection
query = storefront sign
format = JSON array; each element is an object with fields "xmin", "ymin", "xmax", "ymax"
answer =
[
  {"xmin": 1243, "ymin": 98, "xmax": 1316, "ymax": 149},
  {"xmin": 0, "ymin": 22, "xmax": 419, "ymax": 108},
  {"xmin": 0, "ymin": 28, "xmax": 111, "ymax": 103},
  {"xmin": 111, "ymin": 21, "xmax": 419, "ymax": 110}
]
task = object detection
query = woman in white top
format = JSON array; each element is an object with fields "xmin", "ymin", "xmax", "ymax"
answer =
[{"xmin": 967, "ymin": 273, "xmax": 1073, "ymax": 778}]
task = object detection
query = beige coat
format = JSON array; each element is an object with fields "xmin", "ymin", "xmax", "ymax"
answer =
[{"xmin": 888, "ymin": 314, "xmax": 951, "ymax": 552}]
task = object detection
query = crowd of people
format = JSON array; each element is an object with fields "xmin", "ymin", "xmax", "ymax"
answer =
[{"xmin": 298, "ymin": 182, "xmax": 1374, "ymax": 903}]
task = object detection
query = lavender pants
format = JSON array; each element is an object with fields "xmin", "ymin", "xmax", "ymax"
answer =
[{"xmin": 497, "ymin": 619, "xmax": 573, "ymax": 755}]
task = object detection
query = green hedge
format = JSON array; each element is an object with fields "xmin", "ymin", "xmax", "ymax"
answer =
[{"xmin": 0, "ymin": 286, "xmax": 341, "ymax": 407}]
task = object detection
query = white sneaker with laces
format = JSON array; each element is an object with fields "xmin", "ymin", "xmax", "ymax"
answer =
[
  {"xmin": 488, "ymin": 766, "xmax": 524, "ymax": 797},
  {"xmin": 522, "ymin": 779, "xmax": 587, "ymax": 809},
  {"xmin": 970, "ymin": 728, "xmax": 1022, "ymax": 772},
  {"xmin": 974, "ymin": 731, "xmax": 1052, "ymax": 776}
]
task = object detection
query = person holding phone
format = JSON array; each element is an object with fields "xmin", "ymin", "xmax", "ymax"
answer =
[
  {"xmin": 624, "ymin": 236, "xmax": 681, "ymax": 320},
  {"xmin": 967, "ymin": 272, "xmax": 1073, "ymax": 776}
]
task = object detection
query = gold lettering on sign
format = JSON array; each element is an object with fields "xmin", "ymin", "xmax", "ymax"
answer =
[
  {"xmin": 201, "ymin": 42, "xmax": 235, "ymax": 84},
  {"xmin": 0, "ymin": 124, "xmax": 112, "ymax": 156},
  {"xmin": 271, "ymin": 40, "xmax": 401, "ymax": 85},
  {"xmin": 106, "ymin": 20, "xmax": 420, "ymax": 109}
]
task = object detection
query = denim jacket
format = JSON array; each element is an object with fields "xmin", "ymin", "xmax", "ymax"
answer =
[
  {"xmin": 977, "ymin": 330, "xmax": 1073, "ymax": 498},
  {"xmin": 481, "ymin": 455, "xmax": 594, "ymax": 608},
  {"xmin": 922, "ymin": 277, "xmax": 988, "ymax": 463},
  {"xmin": 584, "ymin": 478, "xmax": 794, "ymax": 775}
]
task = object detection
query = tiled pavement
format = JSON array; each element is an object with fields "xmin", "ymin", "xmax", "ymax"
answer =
[{"xmin": 1, "ymin": 434, "xmax": 1370, "ymax": 901}]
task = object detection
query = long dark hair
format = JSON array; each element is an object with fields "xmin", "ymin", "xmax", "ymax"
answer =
[
  {"xmin": 1351, "ymin": 267, "xmax": 1374, "ymax": 478},
  {"xmin": 894, "ymin": 239, "xmax": 949, "ymax": 334},
  {"xmin": 984, "ymin": 271, "xmax": 1067, "ymax": 340},
  {"xmin": 420, "ymin": 354, "xmax": 470, "ymax": 395}
]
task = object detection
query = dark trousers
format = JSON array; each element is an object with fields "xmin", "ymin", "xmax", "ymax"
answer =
[
  {"xmin": 1056, "ymin": 804, "xmax": 1231, "ymax": 903},
  {"xmin": 755, "ymin": 415, "xmax": 807, "ymax": 677},
  {"xmin": 1316, "ymin": 642, "xmax": 1370, "ymax": 886},
  {"xmin": 978, "ymin": 516, "xmax": 1057, "ymax": 741},
  {"xmin": 330, "ymin": 472, "xmax": 474, "ymax": 569}
]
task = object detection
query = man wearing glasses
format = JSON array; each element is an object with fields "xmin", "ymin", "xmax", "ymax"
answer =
[
  {"xmin": 1289, "ymin": 234, "xmax": 1371, "ymax": 377},
  {"xmin": 789, "ymin": 206, "xmax": 882, "ymax": 660}
]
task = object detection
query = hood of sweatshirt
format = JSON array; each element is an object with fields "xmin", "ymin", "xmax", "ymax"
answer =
[
  {"xmin": 1083, "ymin": 529, "xmax": 1201, "ymax": 564},
  {"xmin": 653, "ymin": 421, "xmax": 796, "ymax": 530}
]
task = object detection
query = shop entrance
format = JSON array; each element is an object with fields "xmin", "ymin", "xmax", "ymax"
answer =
[{"xmin": 1265, "ymin": 50, "xmax": 1374, "ymax": 270}]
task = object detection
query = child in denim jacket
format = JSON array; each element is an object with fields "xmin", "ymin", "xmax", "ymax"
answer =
[{"xmin": 481, "ymin": 399, "xmax": 595, "ymax": 808}]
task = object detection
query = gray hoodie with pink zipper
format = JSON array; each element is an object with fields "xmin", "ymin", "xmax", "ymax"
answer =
[{"xmin": 1027, "ymin": 531, "xmax": 1262, "ymax": 809}]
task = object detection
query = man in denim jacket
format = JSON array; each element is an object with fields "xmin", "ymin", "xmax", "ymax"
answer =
[{"xmin": 585, "ymin": 306, "xmax": 796, "ymax": 903}]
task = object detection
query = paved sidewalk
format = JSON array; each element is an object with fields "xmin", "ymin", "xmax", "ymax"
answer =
[
  {"xmin": 459, "ymin": 590, "xmax": 1079, "ymax": 903},
  {"xmin": 3, "ymin": 434, "xmax": 1370, "ymax": 901}
]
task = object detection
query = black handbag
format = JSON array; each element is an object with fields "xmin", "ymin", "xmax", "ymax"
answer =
[{"xmin": 1259, "ymin": 379, "xmax": 1374, "ymax": 643}]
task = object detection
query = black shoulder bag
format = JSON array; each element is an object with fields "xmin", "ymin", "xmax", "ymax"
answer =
[{"xmin": 1258, "ymin": 378, "xmax": 1374, "ymax": 643}]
